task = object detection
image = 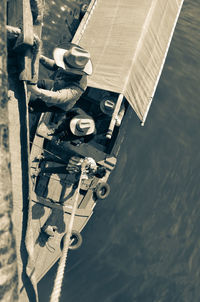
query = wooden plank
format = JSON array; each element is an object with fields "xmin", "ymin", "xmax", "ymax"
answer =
[
  {"xmin": 31, "ymin": 192, "xmax": 92, "ymax": 217},
  {"xmin": 31, "ymin": 0, "xmax": 44, "ymax": 83},
  {"xmin": 46, "ymin": 174, "xmax": 63, "ymax": 202},
  {"xmin": 7, "ymin": 2, "xmax": 44, "ymax": 300},
  {"xmin": 7, "ymin": 0, "xmax": 34, "ymax": 81},
  {"xmin": 8, "ymin": 80, "xmax": 34, "ymax": 302},
  {"xmin": 35, "ymin": 174, "xmax": 49, "ymax": 196},
  {"xmin": 7, "ymin": 0, "xmax": 34, "ymax": 46}
]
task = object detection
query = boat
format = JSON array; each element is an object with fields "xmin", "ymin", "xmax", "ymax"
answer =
[
  {"xmin": 6, "ymin": 0, "xmax": 184, "ymax": 301},
  {"xmin": 30, "ymin": 0, "xmax": 184, "ymax": 289}
]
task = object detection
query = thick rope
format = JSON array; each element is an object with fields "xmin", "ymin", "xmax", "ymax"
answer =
[
  {"xmin": 6, "ymin": 25, "xmax": 41, "ymax": 52},
  {"xmin": 6, "ymin": 25, "xmax": 41, "ymax": 79},
  {"xmin": 50, "ymin": 169, "xmax": 84, "ymax": 302}
]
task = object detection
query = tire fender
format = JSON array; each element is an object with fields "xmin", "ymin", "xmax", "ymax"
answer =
[
  {"xmin": 61, "ymin": 230, "xmax": 83, "ymax": 251},
  {"xmin": 95, "ymin": 182, "xmax": 110, "ymax": 200},
  {"xmin": 69, "ymin": 230, "xmax": 83, "ymax": 250}
]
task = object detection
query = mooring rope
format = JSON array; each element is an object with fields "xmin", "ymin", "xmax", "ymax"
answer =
[
  {"xmin": 50, "ymin": 169, "xmax": 84, "ymax": 302},
  {"xmin": 6, "ymin": 25, "xmax": 41, "ymax": 79},
  {"xmin": 6, "ymin": 25, "xmax": 41, "ymax": 51}
]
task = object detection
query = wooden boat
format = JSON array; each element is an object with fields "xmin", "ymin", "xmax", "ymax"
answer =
[
  {"xmin": 7, "ymin": 0, "xmax": 184, "ymax": 300},
  {"xmin": 29, "ymin": 0, "xmax": 184, "ymax": 284}
]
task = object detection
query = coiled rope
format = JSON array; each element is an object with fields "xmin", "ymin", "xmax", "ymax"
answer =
[{"xmin": 50, "ymin": 169, "xmax": 84, "ymax": 302}]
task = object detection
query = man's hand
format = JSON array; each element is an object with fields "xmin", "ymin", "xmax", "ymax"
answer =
[
  {"xmin": 27, "ymin": 84, "xmax": 40, "ymax": 100},
  {"xmin": 27, "ymin": 84, "xmax": 39, "ymax": 93}
]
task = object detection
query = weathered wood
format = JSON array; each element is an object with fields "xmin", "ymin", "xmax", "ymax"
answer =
[
  {"xmin": 8, "ymin": 78, "xmax": 38, "ymax": 302},
  {"xmin": 7, "ymin": 0, "xmax": 34, "ymax": 47},
  {"xmin": 31, "ymin": 193, "xmax": 92, "ymax": 217},
  {"xmin": 7, "ymin": 0, "xmax": 34, "ymax": 81},
  {"xmin": 0, "ymin": 1, "xmax": 19, "ymax": 301},
  {"xmin": 31, "ymin": 0, "xmax": 44, "ymax": 83},
  {"xmin": 7, "ymin": 1, "xmax": 44, "ymax": 300}
]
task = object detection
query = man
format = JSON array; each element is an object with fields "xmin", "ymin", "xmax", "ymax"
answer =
[
  {"xmin": 51, "ymin": 107, "xmax": 96, "ymax": 143},
  {"xmin": 67, "ymin": 156, "xmax": 106, "ymax": 180},
  {"xmin": 40, "ymin": 155, "xmax": 106, "ymax": 180},
  {"xmin": 37, "ymin": 107, "xmax": 96, "ymax": 145},
  {"xmin": 28, "ymin": 42, "xmax": 92, "ymax": 112}
]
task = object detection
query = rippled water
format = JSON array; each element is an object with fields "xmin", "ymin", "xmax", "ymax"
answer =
[{"xmin": 38, "ymin": 1, "xmax": 200, "ymax": 301}]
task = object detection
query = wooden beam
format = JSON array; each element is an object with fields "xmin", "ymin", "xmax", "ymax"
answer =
[{"xmin": 7, "ymin": 0, "xmax": 34, "ymax": 81}]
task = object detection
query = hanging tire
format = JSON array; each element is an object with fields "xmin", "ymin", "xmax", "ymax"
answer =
[
  {"xmin": 69, "ymin": 230, "xmax": 83, "ymax": 250},
  {"xmin": 60, "ymin": 230, "xmax": 83, "ymax": 251},
  {"xmin": 95, "ymin": 182, "xmax": 110, "ymax": 200}
]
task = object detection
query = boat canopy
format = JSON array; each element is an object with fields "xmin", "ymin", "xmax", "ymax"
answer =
[{"xmin": 73, "ymin": 0, "xmax": 184, "ymax": 124}]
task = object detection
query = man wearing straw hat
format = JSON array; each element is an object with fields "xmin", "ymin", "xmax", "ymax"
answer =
[
  {"xmin": 48, "ymin": 107, "xmax": 96, "ymax": 145},
  {"xmin": 28, "ymin": 42, "xmax": 92, "ymax": 112}
]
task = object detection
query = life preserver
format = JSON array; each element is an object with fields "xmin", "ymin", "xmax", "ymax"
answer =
[{"xmin": 95, "ymin": 182, "xmax": 110, "ymax": 200}]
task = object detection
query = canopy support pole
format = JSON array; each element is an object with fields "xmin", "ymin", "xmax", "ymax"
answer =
[{"xmin": 106, "ymin": 93, "xmax": 124, "ymax": 139}]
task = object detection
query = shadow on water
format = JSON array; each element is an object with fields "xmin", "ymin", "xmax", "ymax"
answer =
[{"xmin": 38, "ymin": 1, "xmax": 200, "ymax": 301}]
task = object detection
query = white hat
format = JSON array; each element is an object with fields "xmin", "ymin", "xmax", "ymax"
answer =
[
  {"xmin": 100, "ymin": 99, "xmax": 116, "ymax": 116},
  {"xmin": 53, "ymin": 43, "xmax": 92, "ymax": 75},
  {"xmin": 70, "ymin": 116, "xmax": 95, "ymax": 136}
]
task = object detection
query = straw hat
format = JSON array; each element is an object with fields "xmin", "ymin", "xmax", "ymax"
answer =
[
  {"xmin": 70, "ymin": 116, "xmax": 95, "ymax": 136},
  {"xmin": 100, "ymin": 99, "xmax": 116, "ymax": 116},
  {"xmin": 53, "ymin": 42, "xmax": 92, "ymax": 75}
]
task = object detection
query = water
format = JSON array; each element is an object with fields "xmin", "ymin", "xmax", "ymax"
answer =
[{"xmin": 38, "ymin": 1, "xmax": 200, "ymax": 301}]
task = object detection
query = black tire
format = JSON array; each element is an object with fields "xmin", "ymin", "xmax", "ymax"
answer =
[
  {"xmin": 69, "ymin": 230, "xmax": 83, "ymax": 250},
  {"xmin": 95, "ymin": 182, "xmax": 110, "ymax": 200},
  {"xmin": 60, "ymin": 230, "xmax": 83, "ymax": 251}
]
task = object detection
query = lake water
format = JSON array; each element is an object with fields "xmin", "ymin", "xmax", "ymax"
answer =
[{"xmin": 38, "ymin": 1, "xmax": 200, "ymax": 301}]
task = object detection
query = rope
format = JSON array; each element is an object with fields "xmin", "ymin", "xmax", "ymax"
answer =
[
  {"xmin": 6, "ymin": 25, "xmax": 41, "ymax": 51},
  {"xmin": 50, "ymin": 169, "xmax": 84, "ymax": 302},
  {"xmin": 6, "ymin": 25, "xmax": 41, "ymax": 79}
]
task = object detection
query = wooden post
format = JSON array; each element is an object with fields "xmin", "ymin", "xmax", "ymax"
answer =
[
  {"xmin": 7, "ymin": 0, "xmax": 34, "ymax": 81},
  {"xmin": 0, "ymin": 1, "xmax": 19, "ymax": 301}
]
